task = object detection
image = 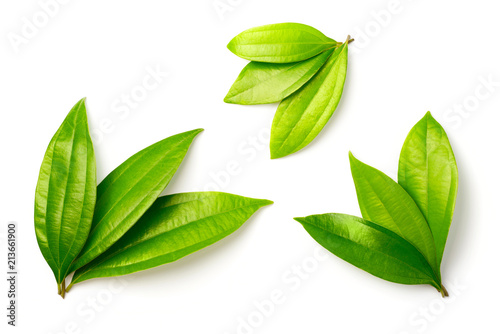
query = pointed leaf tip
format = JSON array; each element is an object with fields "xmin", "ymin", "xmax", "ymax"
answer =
[
  {"xmin": 348, "ymin": 151, "xmax": 359, "ymax": 165},
  {"xmin": 422, "ymin": 111, "xmax": 437, "ymax": 124},
  {"xmin": 261, "ymin": 199, "xmax": 274, "ymax": 206}
]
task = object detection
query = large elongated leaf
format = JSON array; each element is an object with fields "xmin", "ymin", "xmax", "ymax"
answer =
[
  {"xmin": 398, "ymin": 112, "xmax": 458, "ymax": 266},
  {"xmin": 227, "ymin": 23, "xmax": 337, "ymax": 63},
  {"xmin": 270, "ymin": 41, "xmax": 348, "ymax": 159},
  {"xmin": 295, "ymin": 214, "xmax": 440, "ymax": 288},
  {"xmin": 224, "ymin": 49, "xmax": 334, "ymax": 105},
  {"xmin": 68, "ymin": 192, "xmax": 272, "ymax": 286},
  {"xmin": 349, "ymin": 153, "xmax": 439, "ymax": 274},
  {"xmin": 34, "ymin": 98, "xmax": 96, "ymax": 288},
  {"xmin": 69, "ymin": 129, "xmax": 203, "ymax": 272}
]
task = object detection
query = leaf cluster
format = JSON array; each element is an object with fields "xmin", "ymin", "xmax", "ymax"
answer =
[
  {"xmin": 34, "ymin": 99, "xmax": 272, "ymax": 298},
  {"xmin": 225, "ymin": 23, "xmax": 351, "ymax": 159},
  {"xmin": 295, "ymin": 113, "xmax": 458, "ymax": 296}
]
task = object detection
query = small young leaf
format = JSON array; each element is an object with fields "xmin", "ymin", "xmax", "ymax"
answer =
[
  {"xmin": 227, "ymin": 23, "xmax": 337, "ymax": 63},
  {"xmin": 69, "ymin": 129, "xmax": 203, "ymax": 272},
  {"xmin": 34, "ymin": 98, "xmax": 96, "ymax": 287},
  {"xmin": 224, "ymin": 48, "xmax": 334, "ymax": 105},
  {"xmin": 270, "ymin": 40, "xmax": 348, "ymax": 159},
  {"xmin": 349, "ymin": 153, "xmax": 439, "ymax": 274},
  {"xmin": 69, "ymin": 192, "xmax": 272, "ymax": 286},
  {"xmin": 398, "ymin": 112, "xmax": 458, "ymax": 266},
  {"xmin": 295, "ymin": 214, "xmax": 440, "ymax": 288}
]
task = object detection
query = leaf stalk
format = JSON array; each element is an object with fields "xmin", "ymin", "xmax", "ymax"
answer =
[
  {"xmin": 60, "ymin": 279, "xmax": 66, "ymax": 299},
  {"xmin": 336, "ymin": 35, "xmax": 355, "ymax": 47},
  {"xmin": 440, "ymin": 284, "xmax": 449, "ymax": 298}
]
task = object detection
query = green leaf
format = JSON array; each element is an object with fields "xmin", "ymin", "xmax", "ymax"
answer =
[
  {"xmin": 349, "ymin": 153, "xmax": 439, "ymax": 275},
  {"xmin": 69, "ymin": 192, "xmax": 272, "ymax": 286},
  {"xmin": 227, "ymin": 22, "xmax": 337, "ymax": 63},
  {"xmin": 69, "ymin": 129, "xmax": 203, "ymax": 272},
  {"xmin": 295, "ymin": 214, "xmax": 440, "ymax": 288},
  {"xmin": 398, "ymin": 112, "xmax": 458, "ymax": 266},
  {"xmin": 270, "ymin": 40, "xmax": 348, "ymax": 159},
  {"xmin": 224, "ymin": 48, "xmax": 334, "ymax": 105},
  {"xmin": 34, "ymin": 98, "xmax": 96, "ymax": 287}
]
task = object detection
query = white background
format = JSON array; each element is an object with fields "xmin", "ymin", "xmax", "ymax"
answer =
[{"xmin": 1, "ymin": 0, "xmax": 499, "ymax": 333}]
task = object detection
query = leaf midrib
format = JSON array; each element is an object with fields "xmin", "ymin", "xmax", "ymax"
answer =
[
  {"xmin": 60, "ymin": 134, "xmax": 92, "ymax": 278},
  {"xmin": 56, "ymin": 116, "xmax": 79, "ymax": 270}
]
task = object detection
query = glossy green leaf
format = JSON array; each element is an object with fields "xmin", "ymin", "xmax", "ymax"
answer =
[
  {"xmin": 398, "ymin": 112, "xmax": 458, "ymax": 266},
  {"xmin": 69, "ymin": 129, "xmax": 203, "ymax": 272},
  {"xmin": 34, "ymin": 98, "xmax": 96, "ymax": 287},
  {"xmin": 270, "ymin": 41, "xmax": 348, "ymax": 159},
  {"xmin": 295, "ymin": 214, "xmax": 440, "ymax": 288},
  {"xmin": 224, "ymin": 49, "xmax": 334, "ymax": 105},
  {"xmin": 69, "ymin": 192, "xmax": 272, "ymax": 286},
  {"xmin": 227, "ymin": 23, "xmax": 337, "ymax": 63},
  {"xmin": 349, "ymin": 153, "xmax": 439, "ymax": 274}
]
